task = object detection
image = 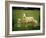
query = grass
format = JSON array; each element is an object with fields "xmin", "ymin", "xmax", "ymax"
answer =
[{"xmin": 12, "ymin": 8, "xmax": 40, "ymax": 31}]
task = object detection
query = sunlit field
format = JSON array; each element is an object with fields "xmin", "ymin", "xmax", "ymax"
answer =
[{"xmin": 12, "ymin": 7, "xmax": 40, "ymax": 31}]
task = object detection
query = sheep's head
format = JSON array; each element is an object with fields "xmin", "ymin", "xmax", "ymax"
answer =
[{"xmin": 23, "ymin": 13, "xmax": 26, "ymax": 18}]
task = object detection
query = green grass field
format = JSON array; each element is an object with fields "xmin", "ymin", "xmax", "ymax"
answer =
[{"xmin": 12, "ymin": 8, "xmax": 40, "ymax": 31}]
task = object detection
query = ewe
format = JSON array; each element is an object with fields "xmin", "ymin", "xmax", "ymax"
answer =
[{"xmin": 22, "ymin": 13, "xmax": 37, "ymax": 24}]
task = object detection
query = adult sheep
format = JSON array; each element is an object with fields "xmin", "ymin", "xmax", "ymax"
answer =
[
  {"xmin": 17, "ymin": 17, "xmax": 37, "ymax": 25},
  {"xmin": 17, "ymin": 13, "xmax": 38, "ymax": 27},
  {"xmin": 22, "ymin": 17, "xmax": 37, "ymax": 26}
]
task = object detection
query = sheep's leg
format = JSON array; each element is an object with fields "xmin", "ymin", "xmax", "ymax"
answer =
[{"xmin": 25, "ymin": 22, "xmax": 28, "ymax": 27}]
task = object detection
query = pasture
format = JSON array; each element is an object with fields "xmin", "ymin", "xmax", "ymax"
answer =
[{"xmin": 12, "ymin": 7, "xmax": 40, "ymax": 31}]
